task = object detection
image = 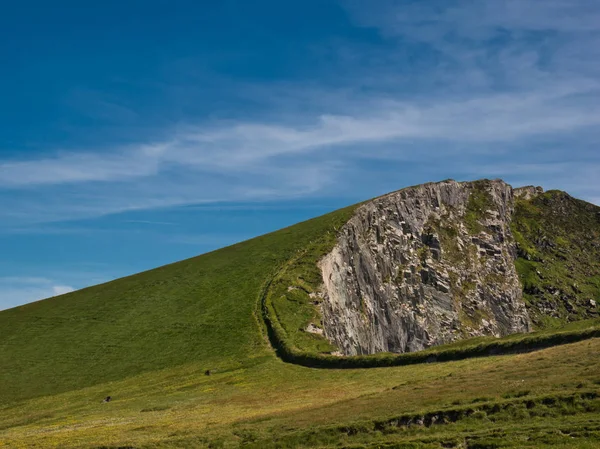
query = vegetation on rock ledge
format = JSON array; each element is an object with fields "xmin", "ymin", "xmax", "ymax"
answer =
[{"xmin": 511, "ymin": 190, "xmax": 600, "ymax": 328}]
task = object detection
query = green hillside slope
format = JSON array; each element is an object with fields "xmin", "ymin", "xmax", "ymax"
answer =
[
  {"xmin": 1, "ymin": 183, "xmax": 600, "ymax": 449},
  {"xmin": 0, "ymin": 206, "xmax": 356, "ymax": 404}
]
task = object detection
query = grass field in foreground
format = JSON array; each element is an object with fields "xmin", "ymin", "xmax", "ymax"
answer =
[{"xmin": 0, "ymin": 338, "xmax": 598, "ymax": 448}]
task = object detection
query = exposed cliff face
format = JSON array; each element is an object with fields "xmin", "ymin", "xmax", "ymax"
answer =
[{"xmin": 319, "ymin": 180, "xmax": 533, "ymax": 355}]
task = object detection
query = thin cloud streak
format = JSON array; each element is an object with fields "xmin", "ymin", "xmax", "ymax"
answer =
[
  {"xmin": 343, "ymin": 0, "xmax": 600, "ymax": 39},
  {"xmin": 1, "ymin": 83, "xmax": 598, "ymax": 188}
]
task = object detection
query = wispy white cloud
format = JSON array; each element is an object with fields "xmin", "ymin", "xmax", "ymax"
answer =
[
  {"xmin": 0, "ymin": 144, "xmax": 164, "ymax": 186},
  {"xmin": 123, "ymin": 220, "xmax": 176, "ymax": 225},
  {"xmin": 3, "ymin": 85, "xmax": 600, "ymax": 179},
  {"xmin": 51, "ymin": 285, "xmax": 75, "ymax": 296},
  {"xmin": 1, "ymin": 82, "xmax": 598, "ymax": 217},
  {"xmin": 342, "ymin": 0, "xmax": 600, "ymax": 95},
  {"xmin": 0, "ymin": 277, "xmax": 76, "ymax": 310},
  {"xmin": 1, "ymin": 96, "xmax": 598, "ymax": 225},
  {"xmin": 342, "ymin": 0, "xmax": 600, "ymax": 38}
]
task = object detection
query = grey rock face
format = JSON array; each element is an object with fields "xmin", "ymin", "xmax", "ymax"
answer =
[
  {"xmin": 514, "ymin": 185, "xmax": 544, "ymax": 200},
  {"xmin": 319, "ymin": 179, "xmax": 533, "ymax": 355}
]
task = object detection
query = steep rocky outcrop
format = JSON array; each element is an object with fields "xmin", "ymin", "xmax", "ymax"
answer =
[{"xmin": 319, "ymin": 180, "xmax": 533, "ymax": 355}]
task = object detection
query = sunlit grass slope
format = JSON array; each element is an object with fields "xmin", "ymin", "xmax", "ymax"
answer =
[
  {"xmin": 0, "ymin": 338, "xmax": 598, "ymax": 448},
  {"xmin": 0, "ymin": 206, "xmax": 356, "ymax": 404}
]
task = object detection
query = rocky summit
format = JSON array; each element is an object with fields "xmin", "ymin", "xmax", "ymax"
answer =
[{"xmin": 316, "ymin": 179, "xmax": 599, "ymax": 355}]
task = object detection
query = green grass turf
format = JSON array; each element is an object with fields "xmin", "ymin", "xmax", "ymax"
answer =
[{"xmin": 0, "ymin": 338, "xmax": 598, "ymax": 448}]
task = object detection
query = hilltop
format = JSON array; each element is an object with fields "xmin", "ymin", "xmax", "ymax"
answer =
[
  {"xmin": 266, "ymin": 179, "xmax": 599, "ymax": 365},
  {"xmin": 1, "ymin": 179, "xmax": 599, "ymax": 448}
]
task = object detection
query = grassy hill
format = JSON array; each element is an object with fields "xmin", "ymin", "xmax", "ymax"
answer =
[
  {"xmin": 1, "ymin": 184, "xmax": 600, "ymax": 448},
  {"xmin": 0, "ymin": 205, "xmax": 356, "ymax": 404}
]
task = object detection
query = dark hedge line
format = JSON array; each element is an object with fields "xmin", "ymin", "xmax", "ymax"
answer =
[{"xmin": 262, "ymin": 275, "xmax": 600, "ymax": 369}]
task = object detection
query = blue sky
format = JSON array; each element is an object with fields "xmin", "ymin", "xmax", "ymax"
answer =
[{"xmin": 1, "ymin": 0, "xmax": 599, "ymax": 309}]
